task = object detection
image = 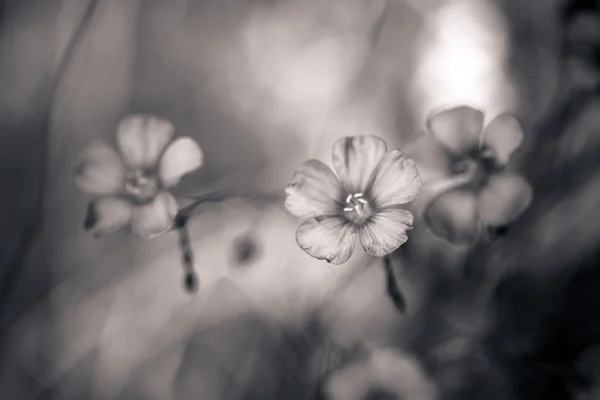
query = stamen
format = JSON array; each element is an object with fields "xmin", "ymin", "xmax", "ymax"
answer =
[
  {"xmin": 124, "ymin": 169, "xmax": 158, "ymax": 202},
  {"xmin": 343, "ymin": 192, "xmax": 373, "ymax": 222}
]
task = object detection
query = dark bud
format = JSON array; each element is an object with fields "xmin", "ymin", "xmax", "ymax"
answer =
[
  {"xmin": 183, "ymin": 251, "xmax": 193, "ymax": 266},
  {"xmin": 487, "ymin": 225, "xmax": 510, "ymax": 240},
  {"xmin": 232, "ymin": 234, "xmax": 260, "ymax": 266},
  {"xmin": 174, "ymin": 213, "xmax": 188, "ymax": 229},
  {"xmin": 184, "ymin": 271, "xmax": 199, "ymax": 293},
  {"xmin": 84, "ymin": 202, "xmax": 98, "ymax": 231}
]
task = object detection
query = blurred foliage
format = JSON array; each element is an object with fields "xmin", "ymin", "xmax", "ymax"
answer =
[{"xmin": 4, "ymin": 0, "xmax": 600, "ymax": 399}]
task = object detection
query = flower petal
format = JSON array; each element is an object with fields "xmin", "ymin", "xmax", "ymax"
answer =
[
  {"xmin": 482, "ymin": 113, "xmax": 524, "ymax": 166},
  {"xmin": 296, "ymin": 216, "xmax": 356, "ymax": 265},
  {"xmin": 479, "ymin": 173, "xmax": 533, "ymax": 227},
  {"xmin": 424, "ymin": 187, "xmax": 480, "ymax": 244},
  {"xmin": 359, "ymin": 206, "xmax": 413, "ymax": 257},
  {"xmin": 369, "ymin": 150, "xmax": 422, "ymax": 207},
  {"xmin": 403, "ymin": 132, "xmax": 454, "ymax": 183},
  {"xmin": 158, "ymin": 137, "xmax": 204, "ymax": 188},
  {"xmin": 130, "ymin": 192, "xmax": 179, "ymax": 239},
  {"xmin": 85, "ymin": 197, "xmax": 132, "ymax": 236},
  {"xmin": 285, "ymin": 160, "xmax": 342, "ymax": 218},
  {"xmin": 74, "ymin": 142, "xmax": 125, "ymax": 195},
  {"xmin": 332, "ymin": 135, "xmax": 387, "ymax": 192},
  {"xmin": 427, "ymin": 106, "xmax": 484, "ymax": 155},
  {"xmin": 117, "ymin": 115, "xmax": 175, "ymax": 168}
]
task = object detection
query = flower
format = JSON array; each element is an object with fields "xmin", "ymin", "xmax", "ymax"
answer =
[
  {"xmin": 323, "ymin": 347, "xmax": 438, "ymax": 400},
  {"xmin": 74, "ymin": 115, "xmax": 204, "ymax": 239},
  {"xmin": 406, "ymin": 106, "xmax": 533, "ymax": 244},
  {"xmin": 285, "ymin": 135, "xmax": 422, "ymax": 265}
]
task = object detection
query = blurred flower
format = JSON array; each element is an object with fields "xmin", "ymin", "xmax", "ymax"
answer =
[
  {"xmin": 74, "ymin": 115, "xmax": 203, "ymax": 239},
  {"xmin": 406, "ymin": 106, "xmax": 532, "ymax": 244},
  {"xmin": 323, "ymin": 347, "xmax": 437, "ymax": 400},
  {"xmin": 285, "ymin": 135, "xmax": 421, "ymax": 264}
]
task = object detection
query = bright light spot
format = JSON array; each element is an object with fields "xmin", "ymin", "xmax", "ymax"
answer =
[{"xmin": 410, "ymin": 0, "xmax": 518, "ymax": 123}]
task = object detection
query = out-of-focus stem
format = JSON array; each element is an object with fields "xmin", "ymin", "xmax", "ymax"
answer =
[{"xmin": 383, "ymin": 254, "xmax": 406, "ymax": 313}]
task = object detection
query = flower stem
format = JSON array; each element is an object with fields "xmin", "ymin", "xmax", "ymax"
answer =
[
  {"xmin": 173, "ymin": 190, "xmax": 283, "ymax": 292},
  {"xmin": 176, "ymin": 216, "xmax": 198, "ymax": 294},
  {"xmin": 421, "ymin": 170, "xmax": 473, "ymax": 199},
  {"xmin": 383, "ymin": 255, "xmax": 406, "ymax": 313}
]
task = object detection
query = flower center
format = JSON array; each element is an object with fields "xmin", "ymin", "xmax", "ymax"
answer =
[
  {"xmin": 452, "ymin": 149, "xmax": 498, "ymax": 190},
  {"xmin": 423, "ymin": 148, "xmax": 501, "ymax": 198},
  {"xmin": 124, "ymin": 169, "xmax": 158, "ymax": 202},
  {"xmin": 342, "ymin": 192, "xmax": 373, "ymax": 224}
]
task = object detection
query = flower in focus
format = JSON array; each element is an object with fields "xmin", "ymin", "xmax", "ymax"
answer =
[
  {"xmin": 74, "ymin": 115, "xmax": 204, "ymax": 239},
  {"xmin": 285, "ymin": 135, "xmax": 421, "ymax": 265},
  {"xmin": 323, "ymin": 347, "xmax": 437, "ymax": 400},
  {"xmin": 406, "ymin": 106, "xmax": 533, "ymax": 244}
]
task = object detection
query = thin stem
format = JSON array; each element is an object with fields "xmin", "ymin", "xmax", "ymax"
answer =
[
  {"xmin": 178, "ymin": 191, "xmax": 283, "ymax": 222},
  {"xmin": 173, "ymin": 190, "xmax": 283, "ymax": 292},
  {"xmin": 420, "ymin": 170, "xmax": 473, "ymax": 200},
  {"xmin": 177, "ymin": 220, "xmax": 198, "ymax": 293},
  {"xmin": 383, "ymin": 254, "xmax": 406, "ymax": 313}
]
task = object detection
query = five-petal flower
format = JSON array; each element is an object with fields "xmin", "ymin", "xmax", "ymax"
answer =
[
  {"xmin": 285, "ymin": 135, "xmax": 421, "ymax": 265},
  {"xmin": 74, "ymin": 115, "xmax": 204, "ymax": 239},
  {"xmin": 406, "ymin": 106, "xmax": 533, "ymax": 244}
]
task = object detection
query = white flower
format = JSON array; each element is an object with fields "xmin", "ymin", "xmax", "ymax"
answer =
[
  {"xmin": 285, "ymin": 135, "xmax": 422, "ymax": 265},
  {"xmin": 74, "ymin": 115, "xmax": 203, "ymax": 238},
  {"xmin": 406, "ymin": 106, "xmax": 533, "ymax": 244}
]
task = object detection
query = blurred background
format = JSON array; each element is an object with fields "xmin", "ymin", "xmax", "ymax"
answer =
[{"xmin": 2, "ymin": 0, "xmax": 600, "ymax": 399}]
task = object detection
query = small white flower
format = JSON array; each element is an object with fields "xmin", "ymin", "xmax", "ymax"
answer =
[
  {"xmin": 74, "ymin": 115, "xmax": 204, "ymax": 239},
  {"xmin": 406, "ymin": 106, "xmax": 533, "ymax": 244},
  {"xmin": 285, "ymin": 135, "xmax": 422, "ymax": 265}
]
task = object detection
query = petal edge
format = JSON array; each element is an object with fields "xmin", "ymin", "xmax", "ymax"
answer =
[
  {"xmin": 296, "ymin": 216, "xmax": 356, "ymax": 264},
  {"xmin": 369, "ymin": 150, "xmax": 422, "ymax": 207},
  {"xmin": 332, "ymin": 135, "xmax": 387, "ymax": 193},
  {"xmin": 131, "ymin": 192, "xmax": 179, "ymax": 239},
  {"xmin": 427, "ymin": 106, "xmax": 484, "ymax": 155},
  {"xmin": 74, "ymin": 142, "xmax": 125, "ymax": 195},
  {"xmin": 117, "ymin": 115, "xmax": 174, "ymax": 168},
  {"xmin": 482, "ymin": 113, "xmax": 524, "ymax": 165},
  {"xmin": 424, "ymin": 186, "xmax": 480, "ymax": 245},
  {"xmin": 479, "ymin": 172, "xmax": 532, "ymax": 226},
  {"xmin": 285, "ymin": 160, "xmax": 341, "ymax": 218},
  {"xmin": 158, "ymin": 137, "xmax": 204, "ymax": 188},
  {"xmin": 359, "ymin": 206, "xmax": 414, "ymax": 257},
  {"xmin": 86, "ymin": 196, "xmax": 133, "ymax": 236}
]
